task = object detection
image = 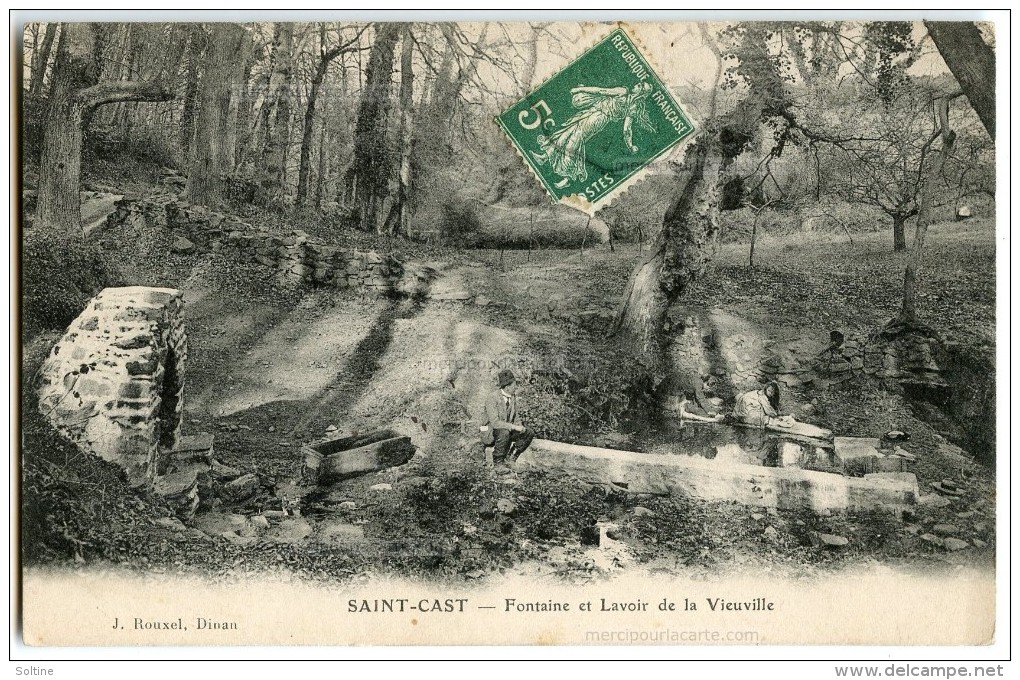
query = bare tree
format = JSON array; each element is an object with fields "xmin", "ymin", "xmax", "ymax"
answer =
[
  {"xmin": 894, "ymin": 95, "xmax": 959, "ymax": 328},
  {"xmin": 343, "ymin": 22, "xmax": 402, "ymax": 231},
  {"xmin": 295, "ymin": 24, "xmax": 366, "ymax": 209},
  {"xmin": 183, "ymin": 24, "xmax": 245, "ymax": 208},
  {"xmin": 259, "ymin": 22, "xmax": 295, "ymax": 207},
  {"xmin": 178, "ymin": 25, "xmax": 203, "ymax": 158},
  {"xmin": 35, "ymin": 23, "xmax": 172, "ymax": 236},
  {"xmin": 823, "ymin": 86, "xmax": 946, "ymax": 251},
  {"xmin": 382, "ymin": 24, "xmax": 415, "ymax": 236},
  {"xmin": 27, "ymin": 23, "xmax": 58, "ymax": 103}
]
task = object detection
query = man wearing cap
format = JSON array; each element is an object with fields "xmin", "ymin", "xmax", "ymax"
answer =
[{"xmin": 479, "ymin": 369, "xmax": 534, "ymax": 466}]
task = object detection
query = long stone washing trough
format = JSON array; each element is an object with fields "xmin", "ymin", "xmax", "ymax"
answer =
[{"xmin": 515, "ymin": 438, "xmax": 919, "ymax": 516}]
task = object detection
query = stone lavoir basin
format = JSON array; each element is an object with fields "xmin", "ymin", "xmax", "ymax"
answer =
[{"xmin": 517, "ymin": 423, "xmax": 919, "ymax": 516}]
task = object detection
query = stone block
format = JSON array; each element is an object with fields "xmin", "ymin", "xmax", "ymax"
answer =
[
  {"xmin": 518, "ymin": 439, "xmax": 917, "ymax": 515},
  {"xmin": 288, "ymin": 264, "xmax": 313, "ymax": 279},
  {"xmin": 780, "ymin": 442, "xmax": 803, "ymax": 467},
  {"xmin": 154, "ymin": 468, "xmax": 199, "ymax": 519},
  {"xmin": 816, "ymin": 533, "xmax": 849, "ymax": 548},
  {"xmin": 174, "ymin": 433, "xmax": 214, "ymax": 464},
  {"xmin": 303, "ymin": 430, "xmax": 415, "ymax": 485},
  {"xmin": 211, "ymin": 460, "xmax": 241, "ymax": 481},
  {"xmin": 222, "ymin": 473, "xmax": 260, "ymax": 502},
  {"xmin": 833, "ymin": 437, "xmax": 880, "ymax": 463}
]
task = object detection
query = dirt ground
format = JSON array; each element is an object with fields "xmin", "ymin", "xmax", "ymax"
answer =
[{"xmin": 22, "ymin": 210, "xmax": 997, "ymax": 585}]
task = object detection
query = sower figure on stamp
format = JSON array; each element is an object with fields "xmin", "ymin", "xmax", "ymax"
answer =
[{"xmin": 478, "ymin": 369, "xmax": 534, "ymax": 467}]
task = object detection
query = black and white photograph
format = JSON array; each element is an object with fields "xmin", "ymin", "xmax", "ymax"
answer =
[{"xmin": 13, "ymin": 11, "xmax": 1006, "ymax": 658}]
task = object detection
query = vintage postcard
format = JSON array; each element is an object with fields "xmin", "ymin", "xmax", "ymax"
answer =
[{"xmin": 15, "ymin": 12, "xmax": 1004, "ymax": 655}]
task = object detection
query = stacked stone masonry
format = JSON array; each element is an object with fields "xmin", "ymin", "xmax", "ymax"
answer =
[
  {"xmin": 759, "ymin": 334, "xmax": 949, "ymax": 394},
  {"xmin": 107, "ymin": 196, "xmax": 432, "ymax": 296},
  {"xmin": 36, "ymin": 286, "xmax": 188, "ymax": 487}
]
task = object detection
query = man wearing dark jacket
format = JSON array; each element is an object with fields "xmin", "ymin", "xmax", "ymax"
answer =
[{"xmin": 479, "ymin": 369, "xmax": 534, "ymax": 465}]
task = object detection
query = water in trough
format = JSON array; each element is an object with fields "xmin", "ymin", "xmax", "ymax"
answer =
[{"xmin": 634, "ymin": 418, "xmax": 839, "ymax": 474}]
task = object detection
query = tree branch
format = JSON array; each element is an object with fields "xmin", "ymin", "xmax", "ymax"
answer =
[{"xmin": 77, "ymin": 78, "xmax": 173, "ymax": 112}]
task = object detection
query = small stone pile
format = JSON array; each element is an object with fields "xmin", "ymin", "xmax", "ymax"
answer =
[
  {"xmin": 832, "ymin": 436, "xmax": 913, "ymax": 476},
  {"xmin": 107, "ymin": 196, "xmax": 433, "ymax": 296},
  {"xmin": 155, "ymin": 433, "xmax": 212, "ymax": 519},
  {"xmin": 864, "ymin": 334, "xmax": 948, "ymax": 391},
  {"xmin": 157, "ymin": 167, "xmax": 187, "ymax": 192}
]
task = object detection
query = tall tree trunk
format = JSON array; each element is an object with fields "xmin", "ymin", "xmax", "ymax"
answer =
[
  {"xmin": 314, "ymin": 120, "xmax": 328, "ymax": 211},
  {"xmin": 183, "ymin": 23, "xmax": 245, "ymax": 208},
  {"xmin": 345, "ymin": 22, "xmax": 401, "ymax": 231},
  {"xmin": 259, "ymin": 22, "xmax": 294, "ymax": 207},
  {"xmin": 222, "ymin": 31, "xmax": 249, "ymax": 174},
  {"xmin": 178, "ymin": 25, "xmax": 203, "ymax": 159},
  {"xmin": 611, "ymin": 138, "xmax": 724, "ymax": 353},
  {"xmin": 103, "ymin": 26, "xmax": 130, "ymax": 128},
  {"xmin": 27, "ymin": 23, "xmax": 57, "ymax": 102},
  {"xmin": 610, "ymin": 41, "xmax": 757, "ymax": 354},
  {"xmin": 414, "ymin": 34, "xmax": 455, "ymax": 161},
  {"xmin": 248, "ymin": 43, "xmax": 276, "ymax": 163},
  {"xmin": 35, "ymin": 23, "xmax": 96, "ymax": 236},
  {"xmin": 892, "ymin": 214, "xmax": 907, "ymax": 252},
  {"xmin": 26, "ymin": 24, "xmax": 40, "ymax": 90},
  {"xmin": 296, "ymin": 25, "xmax": 355, "ymax": 209},
  {"xmin": 295, "ymin": 38, "xmax": 325, "ymax": 209},
  {"xmin": 36, "ymin": 23, "xmax": 172, "ymax": 237},
  {"xmin": 387, "ymin": 24, "xmax": 415, "ymax": 236},
  {"xmin": 24, "ymin": 23, "xmax": 60, "ymax": 162},
  {"xmin": 897, "ymin": 98, "xmax": 957, "ymax": 326},
  {"xmin": 924, "ymin": 21, "xmax": 995, "ymax": 141},
  {"xmin": 116, "ymin": 30, "xmax": 141, "ymax": 137},
  {"xmin": 233, "ymin": 43, "xmax": 256, "ymax": 170}
]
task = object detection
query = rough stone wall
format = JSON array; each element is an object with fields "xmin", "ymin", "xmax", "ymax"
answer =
[
  {"xmin": 663, "ymin": 311, "xmax": 951, "ymax": 417},
  {"xmin": 760, "ymin": 334, "xmax": 948, "ymax": 394},
  {"xmin": 107, "ymin": 197, "xmax": 432, "ymax": 296},
  {"xmin": 36, "ymin": 286, "xmax": 187, "ymax": 486}
]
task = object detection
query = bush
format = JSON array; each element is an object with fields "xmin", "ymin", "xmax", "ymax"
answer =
[
  {"xmin": 85, "ymin": 123, "xmax": 179, "ymax": 172},
  {"xmin": 600, "ymin": 174, "xmax": 673, "ymax": 243},
  {"xmin": 440, "ymin": 197, "xmax": 482, "ymax": 239},
  {"xmin": 22, "ymin": 230, "xmax": 125, "ymax": 334}
]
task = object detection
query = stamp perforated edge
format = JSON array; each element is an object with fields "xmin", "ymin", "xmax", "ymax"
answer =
[{"xmin": 494, "ymin": 21, "xmax": 700, "ymax": 216}]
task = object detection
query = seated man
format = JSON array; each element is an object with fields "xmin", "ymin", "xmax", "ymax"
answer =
[
  {"xmin": 733, "ymin": 381, "xmax": 794, "ymax": 428},
  {"xmin": 479, "ymin": 369, "xmax": 534, "ymax": 465}
]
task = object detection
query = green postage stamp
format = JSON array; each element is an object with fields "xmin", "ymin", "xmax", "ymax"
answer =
[{"xmin": 497, "ymin": 27, "xmax": 696, "ymax": 214}]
